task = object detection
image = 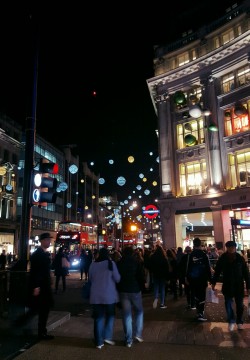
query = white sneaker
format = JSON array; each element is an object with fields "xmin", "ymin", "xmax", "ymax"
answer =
[
  {"xmin": 96, "ymin": 344, "xmax": 104, "ymax": 349},
  {"xmin": 228, "ymin": 323, "xmax": 235, "ymax": 331},
  {"xmin": 237, "ymin": 324, "xmax": 243, "ymax": 330},
  {"xmin": 134, "ymin": 336, "xmax": 144, "ymax": 343},
  {"xmin": 153, "ymin": 299, "xmax": 158, "ymax": 309},
  {"xmin": 104, "ymin": 339, "xmax": 115, "ymax": 345}
]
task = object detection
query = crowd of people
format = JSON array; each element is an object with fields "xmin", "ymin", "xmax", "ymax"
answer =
[{"xmin": 12, "ymin": 234, "xmax": 250, "ymax": 349}]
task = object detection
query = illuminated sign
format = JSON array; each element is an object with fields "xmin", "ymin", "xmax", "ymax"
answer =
[{"xmin": 143, "ymin": 204, "xmax": 159, "ymax": 219}]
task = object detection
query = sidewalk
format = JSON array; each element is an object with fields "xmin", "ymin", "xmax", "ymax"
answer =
[{"xmin": 1, "ymin": 271, "xmax": 250, "ymax": 360}]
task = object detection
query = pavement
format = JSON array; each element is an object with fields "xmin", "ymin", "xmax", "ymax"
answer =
[{"xmin": 1, "ymin": 271, "xmax": 250, "ymax": 360}]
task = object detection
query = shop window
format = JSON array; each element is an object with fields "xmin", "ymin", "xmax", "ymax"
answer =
[
  {"xmin": 224, "ymin": 102, "xmax": 250, "ymax": 136},
  {"xmin": 179, "ymin": 161, "xmax": 207, "ymax": 196},
  {"xmin": 229, "ymin": 151, "xmax": 250, "ymax": 188}
]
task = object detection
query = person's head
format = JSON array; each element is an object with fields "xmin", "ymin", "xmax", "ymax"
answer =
[
  {"xmin": 225, "ymin": 241, "xmax": 237, "ymax": 253},
  {"xmin": 40, "ymin": 232, "xmax": 54, "ymax": 250},
  {"xmin": 123, "ymin": 246, "xmax": 134, "ymax": 257},
  {"xmin": 185, "ymin": 246, "xmax": 191, "ymax": 253},
  {"xmin": 193, "ymin": 237, "xmax": 202, "ymax": 248}
]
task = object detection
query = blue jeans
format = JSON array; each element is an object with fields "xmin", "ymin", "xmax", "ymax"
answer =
[
  {"xmin": 119, "ymin": 292, "xmax": 144, "ymax": 344},
  {"xmin": 92, "ymin": 304, "xmax": 116, "ymax": 346},
  {"xmin": 153, "ymin": 276, "xmax": 166, "ymax": 305},
  {"xmin": 224, "ymin": 295, "xmax": 244, "ymax": 325}
]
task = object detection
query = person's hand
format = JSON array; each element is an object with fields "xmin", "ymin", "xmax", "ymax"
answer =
[{"xmin": 33, "ymin": 287, "xmax": 40, "ymax": 296}]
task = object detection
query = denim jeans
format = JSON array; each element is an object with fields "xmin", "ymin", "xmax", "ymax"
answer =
[
  {"xmin": 153, "ymin": 276, "xmax": 166, "ymax": 305},
  {"xmin": 92, "ymin": 303, "xmax": 116, "ymax": 346},
  {"xmin": 224, "ymin": 295, "xmax": 244, "ymax": 325},
  {"xmin": 119, "ymin": 292, "xmax": 144, "ymax": 344}
]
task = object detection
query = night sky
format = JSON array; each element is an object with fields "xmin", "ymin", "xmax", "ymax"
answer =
[{"xmin": 0, "ymin": 0, "xmax": 242, "ymax": 204}]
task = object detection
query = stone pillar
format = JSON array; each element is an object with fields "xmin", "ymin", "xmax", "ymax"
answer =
[
  {"xmin": 156, "ymin": 94, "xmax": 174, "ymax": 197},
  {"xmin": 211, "ymin": 205, "xmax": 231, "ymax": 249},
  {"xmin": 201, "ymin": 76, "xmax": 223, "ymax": 190}
]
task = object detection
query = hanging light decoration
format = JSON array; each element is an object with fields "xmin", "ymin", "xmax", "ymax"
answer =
[
  {"xmin": 184, "ymin": 134, "xmax": 197, "ymax": 146},
  {"xmin": 208, "ymin": 124, "xmax": 218, "ymax": 132},
  {"xmin": 189, "ymin": 104, "xmax": 202, "ymax": 118},
  {"xmin": 173, "ymin": 90, "xmax": 186, "ymax": 105},
  {"xmin": 234, "ymin": 103, "xmax": 248, "ymax": 116}
]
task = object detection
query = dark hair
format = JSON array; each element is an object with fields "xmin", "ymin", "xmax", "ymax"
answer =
[
  {"xmin": 193, "ymin": 237, "xmax": 201, "ymax": 247},
  {"xmin": 122, "ymin": 246, "xmax": 134, "ymax": 256},
  {"xmin": 96, "ymin": 247, "xmax": 113, "ymax": 270}
]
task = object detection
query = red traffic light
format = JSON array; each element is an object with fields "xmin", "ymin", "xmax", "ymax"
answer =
[{"xmin": 39, "ymin": 161, "xmax": 59, "ymax": 174}]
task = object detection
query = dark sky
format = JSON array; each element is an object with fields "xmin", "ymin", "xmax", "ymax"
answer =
[{"xmin": 0, "ymin": 0, "xmax": 242, "ymax": 204}]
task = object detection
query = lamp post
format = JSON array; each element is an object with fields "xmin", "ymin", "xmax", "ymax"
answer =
[{"xmin": 229, "ymin": 210, "xmax": 236, "ymax": 243}]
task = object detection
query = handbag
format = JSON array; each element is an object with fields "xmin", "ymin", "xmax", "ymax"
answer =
[
  {"xmin": 62, "ymin": 256, "xmax": 70, "ymax": 268},
  {"xmin": 82, "ymin": 281, "xmax": 91, "ymax": 300}
]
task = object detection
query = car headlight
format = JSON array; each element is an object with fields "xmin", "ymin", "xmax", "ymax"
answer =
[{"xmin": 72, "ymin": 260, "xmax": 79, "ymax": 266}]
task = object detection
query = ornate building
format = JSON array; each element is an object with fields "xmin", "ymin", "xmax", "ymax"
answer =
[{"xmin": 147, "ymin": 0, "xmax": 250, "ymax": 250}]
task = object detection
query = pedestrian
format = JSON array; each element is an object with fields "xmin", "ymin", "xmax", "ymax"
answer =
[
  {"xmin": 88, "ymin": 247, "xmax": 121, "ymax": 349},
  {"xmin": 53, "ymin": 247, "xmax": 67, "ymax": 293},
  {"xmin": 178, "ymin": 246, "xmax": 196, "ymax": 309},
  {"xmin": 166, "ymin": 248, "xmax": 178, "ymax": 300},
  {"xmin": 85, "ymin": 249, "xmax": 93, "ymax": 281},
  {"xmin": 0, "ymin": 249, "xmax": 7, "ymax": 270},
  {"xmin": 186, "ymin": 237, "xmax": 212, "ymax": 321},
  {"xmin": 79, "ymin": 248, "xmax": 88, "ymax": 280},
  {"xmin": 15, "ymin": 232, "xmax": 55, "ymax": 340},
  {"xmin": 176, "ymin": 247, "xmax": 185, "ymax": 297},
  {"xmin": 147, "ymin": 241, "xmax": 169, "ymax": 309},
  {"xmin": 117, "ymin": 246, "xmax": 145, "ymax": 348},
  {"xmin": 211, "ymin": 240, "xmax": 250, "ymax": 331}
]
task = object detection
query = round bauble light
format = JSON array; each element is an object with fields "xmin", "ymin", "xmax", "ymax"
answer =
[
  {"xmin": 189, "ymin": 105, "xmax": 202, "ymax": 118},
  {"xmin": 184, "ymin": 134, "xmax": 196, "ymax": 146},
  {"xmin": 173, "ymin": 91, "xmax": 186, "ymax": 105}
]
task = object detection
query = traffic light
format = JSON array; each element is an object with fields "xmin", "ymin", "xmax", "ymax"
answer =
[
  {"xmin": 32, "ymin": 159, "xmax": 59, "ymax": 206},
  {"xmin": 97, "ymin": 223, "xmax": 102, "ymax": 236}
]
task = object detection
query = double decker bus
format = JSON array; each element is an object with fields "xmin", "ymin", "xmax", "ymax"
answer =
[{"xmin": 55, "ymin": 221, "xmax": 98, "ymax": 267}]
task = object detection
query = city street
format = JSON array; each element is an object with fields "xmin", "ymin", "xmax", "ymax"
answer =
[{"xmin": 1, "ymin": 269, "xmax": 250, "ymax": 360}]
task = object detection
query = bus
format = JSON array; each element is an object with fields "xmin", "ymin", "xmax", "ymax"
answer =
[{"xmin": 55, "ymin": 221, "xmax": 98, "ymax": 268}]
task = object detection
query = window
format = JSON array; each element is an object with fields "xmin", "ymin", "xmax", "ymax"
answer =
[
  {"xmin": 229, "ymin": 151, "xmax": 250, "ymax": 188},
  {"xmin": 178, "ymin": 52, "xmax": 189, "ymax": 67},
  {"xmin": 224, "ymin": 102, "xmax": 250, "ymax": 136},
  {"xmin": 221, "ymin": 65, "xmax": 250, "ymax": 94},
  {"xmin": 222, "ymin": 72, "xmax": 235, "ymax": 93},
  {"xmin": 237, "ymin": 65, "xmax": 250, "ymax": 86},
  {"xmin": 177, "ymin": 119, "xmax": 205, "ymax": 149},
  {"xmin": 222, "ymin": 29, "xmax": 234, "ymax": 44},
  {"xmin": 179, "ymin": 161, "xmax": 207, "ymax": 196}
]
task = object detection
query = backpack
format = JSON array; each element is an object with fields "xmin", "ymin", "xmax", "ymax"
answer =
[{"xmin": 188, "ymin": 255, "xmax": 206, "ymax": 280}]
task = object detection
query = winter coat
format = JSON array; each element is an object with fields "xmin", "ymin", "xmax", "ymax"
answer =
[
  {"xmin": 211, "ymin": 252, "xmax": 250, "ymax": 297},
  {"xmin": 117, "ymin": 254, "xmax": 145, "ymax": 293}
]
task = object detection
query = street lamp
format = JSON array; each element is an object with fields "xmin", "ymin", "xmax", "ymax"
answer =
[{"xmin": 229, "ymin": 210, "xmax": 236, "ymax": 242}]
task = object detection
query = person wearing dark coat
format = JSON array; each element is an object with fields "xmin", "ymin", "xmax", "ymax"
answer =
[
  {"xmin": 117, "ymin": 246, "xmax": 145, "ymax": 347},
  {"xmin": 186, "ymin": 237, "xmax": 212, "ymax": 321},
  {"xmin": 147, "ymin": 242, "xmax": 169, "ymax": 309},
  {"xmin": 211, "ymin": 240, "xmax": 250, "ymax": 331},
  {"xmin": 15, "ymin": 232, "xmax": 55, "ymax": 340},
  {"xmin": 54, "ymin": 247, "xmax": 67, "ymax": 293}
]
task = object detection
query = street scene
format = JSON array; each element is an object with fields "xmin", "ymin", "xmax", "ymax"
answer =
[{"xmin": 1, "ymin": 270, "xmax": 250, "ymax": 360}]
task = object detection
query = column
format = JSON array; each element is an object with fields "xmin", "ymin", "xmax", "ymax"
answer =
[
  {"xmin": 156, "ymin": 94, "xmax": 174, "ymax": 198},
  {"xmin": 201, "ymin": 76, "xmax": 223, "ymax": 189}
]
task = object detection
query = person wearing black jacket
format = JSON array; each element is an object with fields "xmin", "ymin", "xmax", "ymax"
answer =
[
  {"xmin": 15, "ymin": 232, "xmax": 55, "ymax": 340},
  {"xmin": 186, "ymin": 237, "xmax": 212, "ymax": 321},
  {"xmin": 53, "ymin": 247, "xmax": 67, "ymax": 293},
  {"xmin": 211, "ymin": 240, "xmax": 250, "ymax": 331},
  {"xmin": 117, "ymin": 246, "xmax": 145, "ymax": 348}
]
